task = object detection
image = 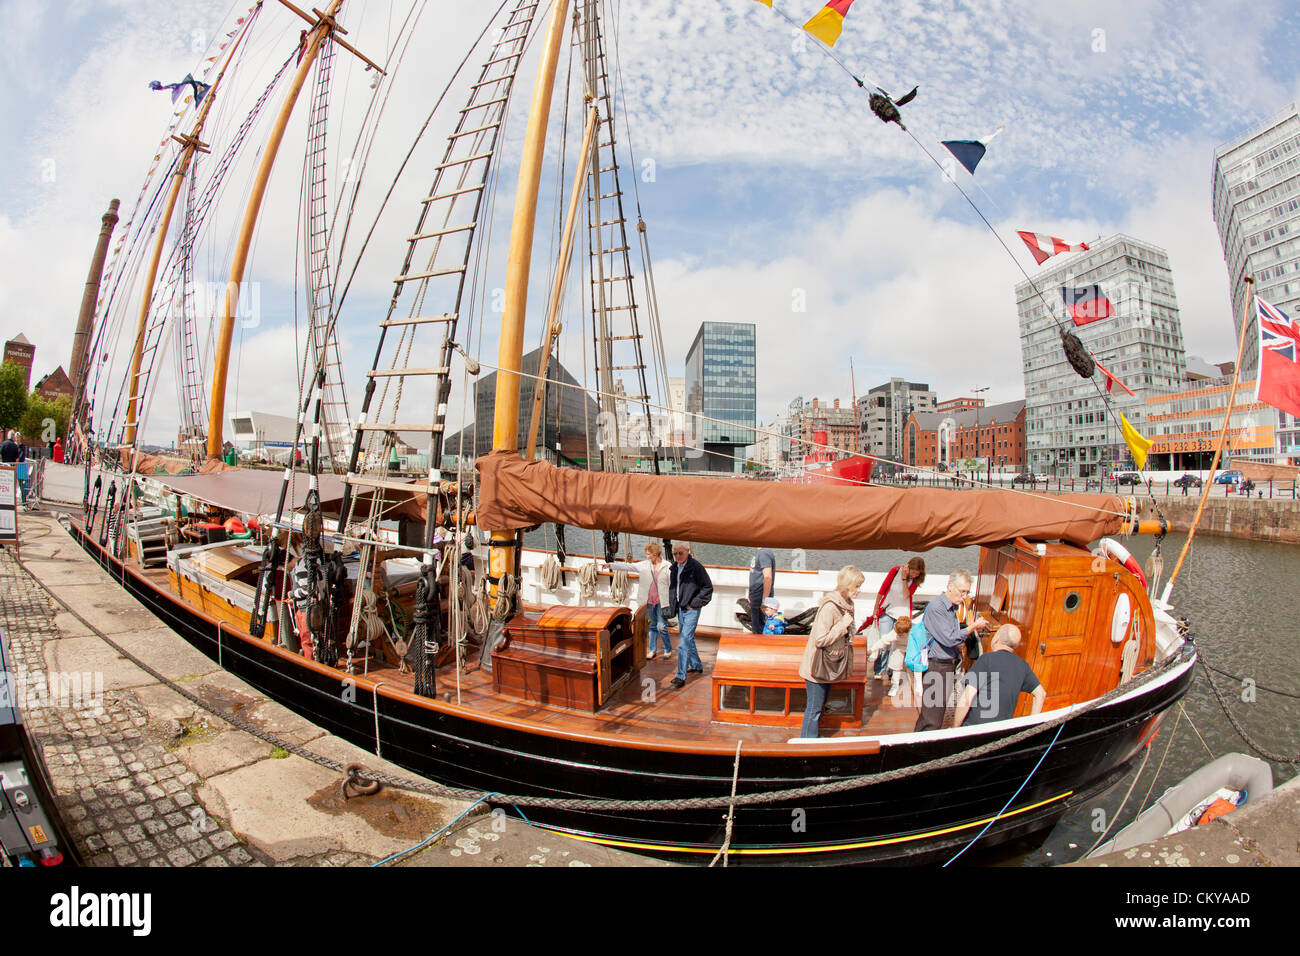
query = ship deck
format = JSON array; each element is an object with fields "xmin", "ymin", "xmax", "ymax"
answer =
[{"xmin": 132, "ymin": 560, "xmax": 922, "ymax": 748}]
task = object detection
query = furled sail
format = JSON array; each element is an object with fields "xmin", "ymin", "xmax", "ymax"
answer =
[{"xmin": 476, "ymin": 450, "xmax": 1128, "ymax": 550}]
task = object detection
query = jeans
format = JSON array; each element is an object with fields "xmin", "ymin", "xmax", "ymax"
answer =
[
  {"xmin": 801, "ymin": 681, "xmax": 830, "ymax": 738},
  {"xmin": 646, "ymin": 603, "xmax": 672, "ymax": 655},
  {"xmin": 675, "ymin": 607, "xmax": 703, "ymax": 680},
  {"xmin": 875, "ymin": 613, "xmax": 896, "ymax": 675},
  {"xmin": 748, "ymin": 588, "xmax": 765, "ymax": 634}
]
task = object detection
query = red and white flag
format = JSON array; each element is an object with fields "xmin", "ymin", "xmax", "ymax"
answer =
[
  {"xmin": 1017, "ymin": 231, "xmax": 1090, "ymax": 265},
  {"xmin": 1255, "ymin": 296, "xmax": 1300, "ymax": 419},
  {"xmin": 1092, "ymin": 355, "xmax": 1135, "ymax": 396}
]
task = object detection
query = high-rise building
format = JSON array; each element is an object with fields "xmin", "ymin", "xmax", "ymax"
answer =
[
  {"xmin": 858, "ymin": 378, "xmax": 935, "ymax": 465},
  {"xmin": 685, "ymin": 321, "xmax": 756, "ymax": 471},
  {"xmin": 443, "ymin": 346, "xmax": 600, "ymax": 465},
  {"xmin": 1016, "ymin": 233, "xmax": 1188, "ymax": 478},
  {"xmin": 1212, "ymin": 103, "xmax": 1300, "ymax": 375}
]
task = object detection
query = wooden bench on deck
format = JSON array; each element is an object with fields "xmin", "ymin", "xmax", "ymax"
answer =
[
  {"xmin": 493, "ymin": 605, "xmax": 639, "ymax": 712},
  {"xmin": 711, "ymin": 632, "xmax": 869, "ymax": 729}
]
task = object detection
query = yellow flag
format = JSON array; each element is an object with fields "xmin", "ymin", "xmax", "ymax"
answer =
[
  {"xmin": 753, "ymin": 0, "xmax": 773, "ymax": 5},
  {"xmin": 803, "ymin": 0, "xmax": 856, "ymax": 47},
  {"xmin": 1120, "ymin": 414, "xmax": 1153, "ymax": 471}
]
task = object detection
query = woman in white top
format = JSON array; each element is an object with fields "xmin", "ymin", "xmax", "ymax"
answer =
[{"xmin": 606, "ymin": 541, "xmax": 674, "ymax": 659}]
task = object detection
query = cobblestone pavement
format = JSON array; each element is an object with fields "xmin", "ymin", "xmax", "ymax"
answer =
[{"xmin": 0, "ymin": 547, "xmax": 270, "ymax": 866}]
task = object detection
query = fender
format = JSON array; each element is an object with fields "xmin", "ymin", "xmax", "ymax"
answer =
[{"xmin": 1097, "ymin": 537, "xmax": 1147, "ymax": 589}]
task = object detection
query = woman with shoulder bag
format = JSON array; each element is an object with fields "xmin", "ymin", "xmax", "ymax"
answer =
[{"xmin": 798, "ymin": 566, "xmax": 864, "ymax": 738}]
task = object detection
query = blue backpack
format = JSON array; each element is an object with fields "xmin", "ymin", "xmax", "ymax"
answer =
[{"xmin": 904, "ymin": 615, "xmax": 929, "ymax": 672}]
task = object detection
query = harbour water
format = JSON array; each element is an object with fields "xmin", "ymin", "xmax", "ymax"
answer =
[{"xmin": 534, "ymin": 526, "xmax": 1299, "ymax": 865}]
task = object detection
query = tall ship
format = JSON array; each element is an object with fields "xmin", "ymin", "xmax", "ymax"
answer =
[{"xmin": 61, "ymin": 0, "xmax": 1199, "ymax": 863}]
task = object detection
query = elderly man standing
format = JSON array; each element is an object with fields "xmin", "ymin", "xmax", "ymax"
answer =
[
  {"xmin": 668, "ymin": 542, "xmax": 712, "ymax": 688},
  {"xmin": 914, "ymin": 569, "xmax": 990, "ymax": 732},
  {"xmin": 954, "ymin": 624, "xmax": 1046, "ymax": 726}
]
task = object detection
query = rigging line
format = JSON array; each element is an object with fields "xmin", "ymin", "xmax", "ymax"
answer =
[
  {"xmin": 459, "ymin": 355, "xmax": 1134, "ymax": 518},
  {"xmin": 1200, "ymin": 661, "xmax": 1300, "ymax": 700},
  {"xmin": 1082, "ymin": 731, "xmax": 1155, "ymax": 859},
  {"xmin": 759, "ymin": 6, "xmax": 1160, "ymax": 504},
  {"xmin": 942, "ymin": 721, "xmax": 1064, "ymax": 866},
  {"xmin": 329, "ymin": 0, "xmax": 428, "ymax": 286},
  {"xmin": 332, "ymin": 0, "xmax": 511, "ymax": 317},
  {"xmin": 1137, "ymin": 702, "xmax": 1185, "ymax": 815}
]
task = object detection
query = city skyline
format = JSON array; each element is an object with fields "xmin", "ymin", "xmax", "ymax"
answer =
[{"xmin": 3, "ymin": 3, "xmax": 1299, "ymax": 446}]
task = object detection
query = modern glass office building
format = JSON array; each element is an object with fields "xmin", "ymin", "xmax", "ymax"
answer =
[
  {"xmin": 1212, "ymin": 103, "xmax": 1300, "ymax": 459},
  {"xmin": 1016, "ymin": 234, "xmax": 1188, "ymax": 478},
  {"xmin": 685, "ymin": 321, "xmax": 756, "ymax": 471}
]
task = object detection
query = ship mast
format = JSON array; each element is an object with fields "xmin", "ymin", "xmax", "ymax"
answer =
[
  {"xmin": 487, "ymin": 0, "xmax": 573, "ymax": 589},
  {"xmin": 204, "ymin": 0, "xmax": 382, "ymax": 460},
  {"xmin": 120, "ymin": 19, "xmax": 255, "ymax": 447}
]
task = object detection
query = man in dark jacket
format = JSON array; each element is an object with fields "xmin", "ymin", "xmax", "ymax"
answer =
[{"xmin": 668, "ymin": 542, "xmax": 712, "ymax": 687}]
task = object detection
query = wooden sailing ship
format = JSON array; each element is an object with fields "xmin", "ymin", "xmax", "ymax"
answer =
[{"xmin": 65, "ymin": 0, "xmax": 1198, "ymax": 863}]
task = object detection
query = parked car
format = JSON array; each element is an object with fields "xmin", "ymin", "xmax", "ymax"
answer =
[
  {"xmin": 1114, "ymin": 471, "xmax": 1144, "ymax": 486},
  {"xmin": 1173, "ymin": 473, "xmax": 1202, "ymax": 489},
  {"xmin": 1011, "ymin": 472, "xmax": 1038, "ymax": 486},
  {"xmin": 1213, "ymin": 470, "xmax": 1242, "ymax": 484}
]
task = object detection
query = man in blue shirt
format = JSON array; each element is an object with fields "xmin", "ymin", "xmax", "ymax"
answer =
[{"xmin": 914, "ymin": 569, "xmax": 990, "ymax": 732}]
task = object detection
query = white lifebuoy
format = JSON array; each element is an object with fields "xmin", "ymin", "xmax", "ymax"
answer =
[{"xmin": 1097, "ymin": 537, "xmax": 1147, "ymax": 588}]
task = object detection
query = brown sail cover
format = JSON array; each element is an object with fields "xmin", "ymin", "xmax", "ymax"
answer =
[{"xmin": 475, "ymin": 451, "xmax": 1128, "ymax": 551}]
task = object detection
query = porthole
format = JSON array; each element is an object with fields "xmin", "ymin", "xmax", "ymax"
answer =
[{"xmin": 1064, "ymin": 591, "xmax": 1082, "ymax": 612}]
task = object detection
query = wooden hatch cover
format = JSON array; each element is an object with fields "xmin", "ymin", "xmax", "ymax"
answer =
[{"xmin": 492, "ymin": 604, "xmax": 639, "ymax": 712}]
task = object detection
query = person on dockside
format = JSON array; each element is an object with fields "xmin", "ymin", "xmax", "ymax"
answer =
[
  {"xmin": 668, "ymin": 542, "xmax": 712, "ymax": 688},
  {"xmin": 797, "ymin": 566, "xmax": 864, "ymax": 739},
  {"xmin": 914, "ymin": 570, "xmax": 990, "ymax": 732},
  {"xmin": 606, "ymin": 541, "xmax": 674, "ymax": 660},
  {"xmin": 954, "ymin": 624, "xmax": 1045, "ymax": 726}
]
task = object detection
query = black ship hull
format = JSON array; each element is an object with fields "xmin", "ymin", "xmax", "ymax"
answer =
[{"xmin": 69, "ymin": 519, "xmax": 1195, "ymax": 865}]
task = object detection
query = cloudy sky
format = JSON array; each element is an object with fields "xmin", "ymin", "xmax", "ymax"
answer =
[{"xmin": 3, "ymin": 0, "xmax": 1299, "ymax": 449}]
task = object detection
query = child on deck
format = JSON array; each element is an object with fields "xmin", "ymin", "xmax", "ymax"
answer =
[{"xmin": 761, "ymin": 597, "xmax": 786, "ymax": 634}]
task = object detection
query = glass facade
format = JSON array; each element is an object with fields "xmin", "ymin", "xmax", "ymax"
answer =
[
  {"xmin": 1016, "ymin": 234, "xmax": 1188, "ymax": 478},
  {"xmin": 685, "ymin": 321, "xmax": 756, "ymax": 449},
  {"xmin": 1212, "ymin": 103, "xmax": 1300, "ymax": 376},
  {"xmin": 1212, "ymin": 103, "xmax": 1300, "ymax": 459}
]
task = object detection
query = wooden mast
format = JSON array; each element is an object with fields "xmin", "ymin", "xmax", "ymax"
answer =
[
  {"xmin": 121, "ymin": 22, "xmax": 254, "ymax": 447},
  {"xmin": 488, "ymin": 0, "xmax": 572, "ymax": 584},
  {"xmin": 204, "ymin": 0, "xmax": 383, "ymax": 461}
]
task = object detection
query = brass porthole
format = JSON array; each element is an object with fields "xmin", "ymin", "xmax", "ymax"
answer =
[{"xmin": 1064, "ymin": 591, "xmax": 1082, "ymax": 612}]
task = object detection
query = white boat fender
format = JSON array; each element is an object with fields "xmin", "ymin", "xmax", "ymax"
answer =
[
  {"xmin": 1111, "ymin": 592, "xmax": 1131, "ymax": 645},
  {"xmin": 1096, "ymin": 537, "xmax": 1146, "ymax": 589}
]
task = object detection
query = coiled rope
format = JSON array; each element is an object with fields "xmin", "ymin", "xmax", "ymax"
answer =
[
  {"xmin": 609, "ymin": 568, "xmax": 630, "ymax": 605},
  {"xmin": 576, "ymin": 561, "xmax": 599, "ymax": 601},
  {"xmin": 539, "ymin": 553, "xmax": 562, "ymax": 591}
]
